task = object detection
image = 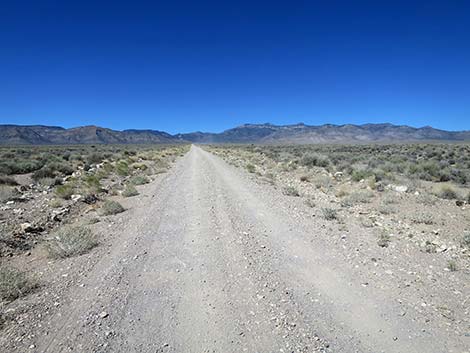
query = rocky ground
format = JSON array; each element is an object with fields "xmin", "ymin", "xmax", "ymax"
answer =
[{"xmin": 0, "ymin": 145, "xmax": 469, "ymax": 353}]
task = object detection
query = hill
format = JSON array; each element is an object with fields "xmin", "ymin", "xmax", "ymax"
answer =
[{"xmin": 1, "ymin": 123, "xmax": 470, "ymax": 145}]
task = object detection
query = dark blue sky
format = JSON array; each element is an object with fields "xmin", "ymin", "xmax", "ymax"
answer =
[{"xmin": 1, "ymin": 0, "xmax": 469, "ymax": 133}]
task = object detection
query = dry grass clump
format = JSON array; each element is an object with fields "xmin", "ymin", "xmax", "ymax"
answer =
[
  {"xmin": 0, "ymin": 185, "xmax": 19, "ymax": 202},
  {"xmin": 377, "ymin": 232, "xmax": 391, "ymax": 247},
  {"xmin": 436, "ymin": 185, "xmax": 459, "ymax": 200},
  {"xmin": 0, "ymin": 267, "xmax": 36, "ymax": 301},
  {"xmin": 322, "ymin": 207, "xmax": 338, "ymax": 220},
  {"xmin": 313, "ymin": 175, "xmax": 332, "ymax": 189},
  {"xmin": 101, "ymin": 200, "xmax": 125, "ymax": 215},
  {"xmin": 411, "ymin": 212, "xmax": 434, "ymax": 225},
  {"xmin": 341, "ymin": 190, "xmax": 374, "ymax": 206},
  {"xmin": 0, "ymin": 175, "xmax": 18, "ymax": 186},
  {"xmin": 45, "ymin": 225, "xmax": 98, "ymax": 258},
  {"xmin": 378, "ymin": 204, "xmax": 397, "ymax": 215}
]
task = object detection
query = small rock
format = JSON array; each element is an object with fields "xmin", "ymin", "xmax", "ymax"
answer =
[
  {"xmin": 71, "ymin": 194, "xmax": 82, "ymax": 202},
  {"xmin": 20, "ymin": 222, "xmax": 44, "ymax": 233},
  {"xmin": 99, "ymin": 311, "xmax": 109, "ymax": 319},
  {"xmin": 393, "ymin": 185, "xmax": 408, "ymax": 193}
]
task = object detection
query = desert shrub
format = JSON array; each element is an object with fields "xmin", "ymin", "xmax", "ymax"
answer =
[
  {"xmin": 101, "ymin": 200, "xmax": 125, "ymax": 215},
  {"xmin": 436, "ymin": 185, "xmax": 459, "ymax": 200},
  {"xmin": 122, "ymin": 184, "xmax": 139, "ymax": 197},
  {"xmin": 132, "ymin": 163, "xmax": 148, "ymax": 171},
  {"xmin": 49, "ymin": 199, "xmax": 63, "ymax": 208},
  {"xmin": 115, "ymin": 161, "xmax": 129, "ymax": 176},
  {"xmin": 341, "ymin": 190, "xmax": 374, "ymax": 206},
  {"xmin": 447, "ymin": 260, "xmax": 457, "ymax": 272},
  {"xmin": 85, "ymin": 175, "xmax": 102, "ymax": 192},
  {"xmin": 377, "ymin": 232, "xmax": 391, "ymax": 247},
  {"xmin": 55, "ymin": 184, "xmax": 75, "ymax": 199},
  {"xmin": 0, "ymin": 175, "xmax": 18, "ymax": 186},
  {"xmin": 300, "ymin": 153, "xmax": 330, "ymax": 168},
  {"xmin": 313, "ymin": 175, "xmax": 332, "ymax": 189},
  {"xmin": 462, "ymin": 232, "xmax": 470, "ymax": 248},
  {"xmin": 283, "ymin": 186, "xmax": 300, "ymax": 196},
  {"xmin": 0, "ymin": 267, "xmax": 36, "ymax": 301},
  {"xmin": 130, "ymin": 175, "xmax": 149, "ymax": 185},
  {"xmin": 335, "ymin": 187, "xmax": 349, "ymax": 198},
  {"xmin": 246, "ymin": 164, "xmax": 256, "ymax": 173},
  {"xmin": 38, "ymin": 177, "xmax": 62, "ymax": 187},
  {"xmin": 48, "ymin": 162, "xmax": 74, "ymax": 175},
  {"xmin": 32, "ymin": 166, "xmax": 56, "ymax": 180},
  {"xmin": 351, "ymin": 169, "xmax": 372, "ymax": 182},
  {"xmin": 0, "ymin": 160, "xmax": 43, "ymax": 175},
  {"xmin": 305, "ymin": 198, "xmax": 316, "ymax": 208},
  {"xmin": 411, "ymin": 212, "xmax": 434, "ymax": 225},
  {"xmin": 0, "ymin": 186, "xmax": 20, "ymax": 202},
  {"xmin": 382, "ymin": 194, "xmax": 398, "ymax": 204},
  {"xmin": 46, "ymin": 226, "xmax": 98, "ymax": 258},
  {"xmin": 417, "ymin": 193, "xmax": 437, "ymax": 205},
  {"xmin": 87, "ymin": 152, "xmax": 104, "ymax": 165},
  {"xmin": 378, "ymin": 204, "xmax": 397, "ymax": 215},
  {"xmin": 322, "ymin": 207, "xmax": 338, "ymax": 220}
]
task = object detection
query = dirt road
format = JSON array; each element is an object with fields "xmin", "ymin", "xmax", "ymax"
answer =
[{"xmin": 5, "ymin": 146, "xmax": 468, "ymax": 352}]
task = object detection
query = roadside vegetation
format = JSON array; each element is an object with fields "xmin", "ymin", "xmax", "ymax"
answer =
[
  {"xmin": 0, "ymin": 144, "xmax": 188, "ymax": 308},
  {"xmin": 207, "ymin": 143, "xmax": 470, "ymax": 272}
]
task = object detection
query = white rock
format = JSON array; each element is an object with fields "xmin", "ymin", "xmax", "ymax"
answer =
[
  {"xmin": 71, "ymin": 194, "xmax": 82, "ymax": 201},
  {"xmin": 393, "ymin": 185, "xmax": 408, "ymax": 193}
]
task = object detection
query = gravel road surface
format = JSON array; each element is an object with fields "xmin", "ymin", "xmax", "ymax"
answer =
[{"xmin": 6, "ymin": 146, "xmax": 467, "ymax": 353}]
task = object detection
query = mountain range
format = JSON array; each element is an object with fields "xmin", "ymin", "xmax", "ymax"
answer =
[{"xmin": 1, "ymin": 123, "xmax": 469, "ymax": 145}]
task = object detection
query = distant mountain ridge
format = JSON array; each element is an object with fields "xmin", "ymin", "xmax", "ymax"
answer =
[
  {"xmin": 175, "ymin": 122, "xmax": 470, "ymax": 144},
  {"xmin": 0, "ymin": 125, "xmax": 177, "ymax": 145},
  {"xmin": 1, "ymin": 123, "xmax": 469, "ymax": 145}
]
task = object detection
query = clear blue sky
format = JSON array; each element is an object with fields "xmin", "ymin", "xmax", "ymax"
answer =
[{"xmin": 1, "ymin": 0, "xmax": 469, "ymax": 133}]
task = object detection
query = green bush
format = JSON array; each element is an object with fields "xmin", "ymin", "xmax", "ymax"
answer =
[
  {"xmin": 130, "ymin": 175, "xmax": 149, "ymax": 185},
  {"xmin": 55, "ymin": 184, "xmax": 75, "ymax": 199},
  {"xmin": 101, "ymin": 200, "xmax": 125, "ymax": 215},
  {"xmin": 351, "ymin": 169, "xmax": 372, "ymax": 182},
  {"xmin": 246, "ymin": 164, "xmax": 256, "ymax": 173},
  {"xmin": 447, "ymin": 260, "xmax": 457, "ymax": 272},
  {"xmin": 300, "ymin": 153, "xmax": 330, "ymax": 168},
  {"xmin": 115, "ymin": 161, "xmax": 129, "ymax": 176},
  {"xmin": 85, "ymin": 175, "xmax": 102, "ymax": 192},
  {"xmin": 122, "ymin": 184, "xmax": 139, "ymax": 197},
  {"xmin": 32, "ymin": 167, "xmax": 56, "ymax": 180},
  {"xmin": 46, "ymin": 226, "xmax": 98, "ymax": 258}
]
